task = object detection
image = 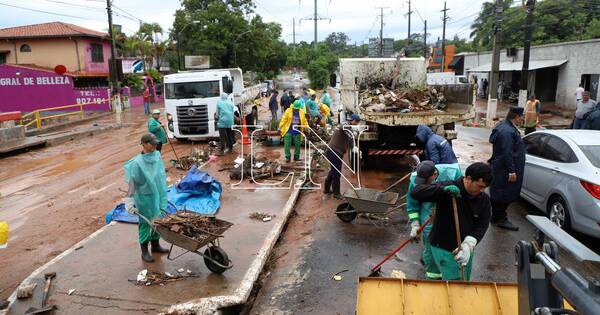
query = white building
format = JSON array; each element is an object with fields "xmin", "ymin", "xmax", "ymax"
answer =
[{"xmin": 450, "ymin": 39, "xmax": 600, "ymax": 109}]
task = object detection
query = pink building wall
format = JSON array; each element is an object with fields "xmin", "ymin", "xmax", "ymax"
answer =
[
  {"xmin": 82, "ymin": 39, "xmax": 111, "ymax": 73},
  {"xmin": 0, "ymin": 64, "xmax": 110, "ymax": 112}
]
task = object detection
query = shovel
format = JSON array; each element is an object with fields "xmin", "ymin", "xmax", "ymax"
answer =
[
  {"xmin": 25, "ymin": 272, "xmax": 57, "ymax": 314},
  {"xmin": 162, "ymin": 125, "xmax": 180, "ymax": 161},
  {"xmin": 368, "ymin": 216, "xmax": 432, "ymax": 277},
  {"xmin": 451, "ymin": 197, "xmax": 465, "ymax": 281}
]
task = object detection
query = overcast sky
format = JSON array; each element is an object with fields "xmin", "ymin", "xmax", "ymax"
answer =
[{"xmin": 0, "ymin": 0, "xmax": 487, "ymax": 45}]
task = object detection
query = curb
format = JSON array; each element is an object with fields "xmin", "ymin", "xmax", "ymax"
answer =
[
  {"xmin": 43, "ymin": 123, "xmax": 122, "ymax": 146},
  {"xmin": 164, "ymin": 181, "xmax": 303, "ymax": 315},
  {"xmin": 25, "ymin": 112, "xmax": 114, "ymax": 137}
]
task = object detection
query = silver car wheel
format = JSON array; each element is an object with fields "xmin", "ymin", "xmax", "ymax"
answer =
[{"xmin": 549, "ymin": 202, "xmax": 566, "ymax": 228}]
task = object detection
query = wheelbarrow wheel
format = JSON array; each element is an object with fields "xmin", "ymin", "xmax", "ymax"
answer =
[
  {"xmin": 204, "ymin": 246, "xmax": 229, "ymax": 274},
  {"xmin": 336, "ymin": 202, "xmax": 357, "ymax": 223}
]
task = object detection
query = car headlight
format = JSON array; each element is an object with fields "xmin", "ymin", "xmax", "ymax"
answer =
[{"xmin": 167, "ymin": 113, "xmax": 173, "ymax": 121}]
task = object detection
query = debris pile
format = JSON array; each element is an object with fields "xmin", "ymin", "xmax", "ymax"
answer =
[
  {"xmin": 133, "ymin": 269, "xmax": 199, "ymax": 286},
  {"xmin": 154, "ymin": 212, "xmax": 230, "ymax": 242},
  {"xmin": 249, "ymin": 212, "xmax": 275, "ymax": 221},
  {"xmin": 359, "ymin": 85, "xmax": 447, "ymax": 113},
  {"xmin": 229, "ymin": 155, "xmax": 282, "ymax": 180},
  {"xmin": 305, "ymin": 124, "xmax": 331, "ymax": 143},
  {"xmin": 171, "ymin": 147, "xmax": 214, "ymax": 170}
]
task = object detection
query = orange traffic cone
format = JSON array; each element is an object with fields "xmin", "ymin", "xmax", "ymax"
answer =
[{"xmin": 240, "ymin": 115, "xmax": 252, "ymax": 145}]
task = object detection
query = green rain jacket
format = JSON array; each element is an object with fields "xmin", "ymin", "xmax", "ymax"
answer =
[
  {"xmin": 148, "ymin": 118, "xmax": 168, "ymax": 144},
  {"xmin": 124, "ymin": 150, "xmax": 167, "ymax": 244},
  {"xmin": 406, "ymin": 163, "xmax": 462, "ymax": 236}
]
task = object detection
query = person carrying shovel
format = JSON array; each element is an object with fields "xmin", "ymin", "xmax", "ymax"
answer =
[
  {"xmin": 123, "ymin": 133, "xmax": 169, "ymax": 262},
  {"xmin": 410, "ymin": 162, "xmax": 493, "ymax": 281},
  {"xmin": 405, "ymin": 160, "xmax": 462, "ymax": 280},
  {"xmin": 148, "ymin": 109, "xmax": 167, "ymax": 152}
]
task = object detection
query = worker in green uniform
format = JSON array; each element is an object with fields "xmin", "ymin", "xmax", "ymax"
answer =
[
  {"xmin": 411, "ymin": 162, "xmax": 492, "ymax": 281},
  {"xmin": 406, "ymin": 160, "xmax": 462, "ymax": 280},
  {"xmin": 148, "ymin": 109, "xmax": 167, "ymax": 152},
  {"xmin": 124, "ymin": 133, "xmax": 169, "ymax": 262}
]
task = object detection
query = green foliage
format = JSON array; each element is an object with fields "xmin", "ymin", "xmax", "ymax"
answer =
[
  {"xmin": 394, "ymin": 34, "xmax": 427, "ymax": 57},
  {"xmin": 145, "ymin": 68, "xmax": 162, "ymax": 83},
  {"xmin": 323, "ymin": 32, "xmax": 352, "ymax": 56},
  {"xmin": 171, "ymin": 0, "xmax": 286, "ymax": 77},
  {"xmin": 122, "ymin": 74, "xmax": 144, "ymax": 89},
  {"xmin": 471, "ymin": 0, "xmax": 600, "ymax": 50}
]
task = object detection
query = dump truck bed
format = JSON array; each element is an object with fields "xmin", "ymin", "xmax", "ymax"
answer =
[
  {"xmin": 358, "ymin": 102, "xmax": 475, "ymax": 127},
  {"xmin": 356, "ymin": 277, "xmax": 573, "ymax": 315}
]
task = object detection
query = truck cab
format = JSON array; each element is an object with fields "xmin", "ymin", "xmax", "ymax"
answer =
[{"xmin": 164, "ymin": 70, "xmax": 239, "ymax": 140}]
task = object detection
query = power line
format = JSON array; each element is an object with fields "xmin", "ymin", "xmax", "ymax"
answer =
[
  {"xmin": 112, "ymin": 3, "xmax": 143, "ymax": 23},
  {"xmin": 0, "ymin": 1, "xmax": 105, "ymax": 21},
  {"xmin": 41, "ymin": 0, "xmax": 105, "ymax": 12}
]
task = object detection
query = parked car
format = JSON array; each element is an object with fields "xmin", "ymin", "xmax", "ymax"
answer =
[{"xmin": 521, "ymin": 130, "xmax": 600, "ymax": 237}]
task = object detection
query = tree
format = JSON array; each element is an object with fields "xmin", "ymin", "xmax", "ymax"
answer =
[
  {"xmin": 324, "ymin": 32, "xmax": 351, "ymax": 56},
  {"xmin": 170, "ymin": 0, "xmax": 286, "ymax": 76}
]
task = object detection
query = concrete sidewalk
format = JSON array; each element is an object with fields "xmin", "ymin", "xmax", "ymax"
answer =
[{"xmin": 5, "ymin": 154, "xmax": 301, "ymax": 314}]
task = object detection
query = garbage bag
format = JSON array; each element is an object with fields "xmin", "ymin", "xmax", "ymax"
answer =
[{"xmin": 176, "ymin": 165, "xmax": 220, "ymax": 195}]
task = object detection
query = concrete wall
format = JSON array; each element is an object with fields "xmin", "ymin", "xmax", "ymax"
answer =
[
  {"xmin": 0, "ymin": 37, "xmax": 110, "ymax": 74},
  {"xmin": 461, "ymin": 39, "xmax": 600, "ymax": 109},
  {"xmin": 0, "ymin": 125, "xmax": 24, "ymax": 145}
]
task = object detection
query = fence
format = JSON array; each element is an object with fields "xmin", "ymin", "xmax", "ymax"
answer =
[{"xmin": 20, "ymin": 99, "xmax": 109, "ymax": 129}]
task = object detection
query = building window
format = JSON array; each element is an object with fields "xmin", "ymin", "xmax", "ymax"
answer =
[
  {"xmin": 20, "ymin": 44, "xmax": 31, "ymax": 52},
  {"xmin": 0, "ymin": 53, "xmax": 5, "ymax": 64},
  {"xmin": 90, "ymin": 43, "xmax": 104, "ymax": 62}
]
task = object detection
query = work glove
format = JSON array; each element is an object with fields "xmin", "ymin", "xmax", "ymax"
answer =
[
  {"xmin": 409, "ymin": 220, "xmax": 421, "ymax": 241},
  {"xmin": 123, "ymin": 197, "xmax": 136, "ymax": 214},
  {"xmin": 443, "ymin": 185, "xmax": 461, "ymax": 197},
  {"xmin": 452, "ymin": 236, "xmax": 477, "ymax": 266}
]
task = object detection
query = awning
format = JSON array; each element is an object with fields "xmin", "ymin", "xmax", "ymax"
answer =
[
  {"xmin": 448, "ymin": 55, "xmax": 463, "ymax": 69},
  {"xmin": 467, "ymin": 59, "xmax": 567, "ymax": 72}
]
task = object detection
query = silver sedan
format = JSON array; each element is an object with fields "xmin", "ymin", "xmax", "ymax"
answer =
[{"xmin": 521, "ymin": 130, "xmax": 600, "ymax": 238}]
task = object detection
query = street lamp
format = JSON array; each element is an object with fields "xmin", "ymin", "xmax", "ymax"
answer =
[
  {"xmin": 233, "ymin": 30, "xmax": 251, "ymax": 67},
  {"xmin": 176, "ymin": 20, "xmax": 201, "ymax": 71}
]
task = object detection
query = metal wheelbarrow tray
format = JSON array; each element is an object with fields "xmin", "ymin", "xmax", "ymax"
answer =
[
  {"xmin": 335, "ymin": 187, "xmax": 401, "ymax": 223},
  {"xmin": 138, "ymin": 211, "xmax": 234, "ymax": 274}
]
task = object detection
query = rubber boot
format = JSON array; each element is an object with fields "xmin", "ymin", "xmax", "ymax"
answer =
[
  {"xmin": 151, "ymin": 239, "xmax": 169, "ymax": 254},
  {"xmin": 140, "ymin": 243, "xmax": 154, "ymax": 262},
  {"xmin": 332, "ymin": 179, "xmax": 342, "ymax": 200}
]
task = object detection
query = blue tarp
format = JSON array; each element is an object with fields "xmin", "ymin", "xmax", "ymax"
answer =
[{"xmin": 106, "ymin": 166, "xmax": 222, "ymax": 224}]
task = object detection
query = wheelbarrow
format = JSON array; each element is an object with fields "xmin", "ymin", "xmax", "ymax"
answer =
[
  {"xmin": 136, "ymin": 210, "xmax": 234, "ymax": 274},
  {"xmin": 335, "ymin": 172, "xmax": 411, "ymax": 223}
]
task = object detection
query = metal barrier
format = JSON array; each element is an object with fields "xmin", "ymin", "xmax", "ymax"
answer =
[{"xmin": 20, "ymin": 99, "xmax": 109, "ymax": 129}]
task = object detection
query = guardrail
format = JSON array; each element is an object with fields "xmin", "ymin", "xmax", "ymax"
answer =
[{"xmin": 20, "ymin": 99, "xmax": 109, "ymax": 129}]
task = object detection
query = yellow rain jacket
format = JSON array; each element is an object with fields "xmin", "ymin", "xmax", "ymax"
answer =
[{"xmin": 279, "ymin": 107, "xmax": 308, "ymax": 136}]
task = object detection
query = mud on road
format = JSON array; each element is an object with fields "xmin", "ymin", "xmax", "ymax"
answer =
[{"xmin": 0, "ymin": 109, "xmax": 193, "ymax": 299}]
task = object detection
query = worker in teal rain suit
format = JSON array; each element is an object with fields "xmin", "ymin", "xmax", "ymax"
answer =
[
  {"xmin": 406, "ymin": 160, "xmax": 462, "ymax": 280},
  {"xmin": 124, "ymin": 133, "xmax": 169, "ymax": 262}
]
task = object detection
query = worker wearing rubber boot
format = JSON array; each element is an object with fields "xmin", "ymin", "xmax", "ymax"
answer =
[
  {"xmin": 148, "ymin": 109, "xmax": 167, "ymax": 152},
  {"xmin": 279, "ymin": 100, "xmax": 308, "ymax": 162},
  {"xmin": 323, "ymin": 114, "xmax": 361, "ymax": 199},
  {"xmin": 124, "ymin": 133, "xmax": 170, "ymax": 262},
  {"xmin": 406, "ymin": 160, "xmax": 462, "ymax": 280},
  {"xmin": 410, "ymin": 162, "xmax": 492, "ymax": 281}
]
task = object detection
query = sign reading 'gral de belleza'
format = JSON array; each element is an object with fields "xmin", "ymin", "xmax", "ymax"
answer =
[{"xmin": 0, "ymin": 76, "xmax": 71, "ymax": 86}]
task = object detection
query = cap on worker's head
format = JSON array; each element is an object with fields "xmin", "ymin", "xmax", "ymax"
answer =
[
  {"xmin": 414, "ymin": 161, "xmax": 436, "ymax": 185},
  {"xmin": 508, "ymin": 106, "xmax": 524, "ymax": 116},
  {"xmin": 140, "ymin": 133, "xmax": 158, "ymax": 146},
  {"xmin": 152, "ymin": 109, "xmax": 161, "ymax": 115},
  {"xmin": 349, "ymin": 114, "xmax": 361, "ymax": 122},
  {"xmin": 293, "ymin": 100, "xmax": 303, "ymax": 110}
]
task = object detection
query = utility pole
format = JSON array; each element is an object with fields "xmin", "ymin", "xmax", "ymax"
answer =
[
  {"xmin": 518, "ymin": 0, "xmax": 536, "ymax": 108},
  {"xmin": 293, "ymin": 18, "xmax": 296, "ymax": 46},
  {"xmin": 440, "ymin": 1, "xmax": 449, "ymax": 72},
  {"xmin": 105, "ymin": 0, "xmax": 119, "ymax": 94},
  {"xmin": 487, "ymin": 0, "xmax": 503, "ymax": 126},
  {"xmin": 407, "ymin": 0, "xmax": 412, "ymax": 41},
  {"xmin": 376, "ymin": 7, "xmax": 389, "ymax": 57},
  {"xmin": 423, "ymin": 20, "xmax": 427, "ymax": 58},
  {"xmin": 299, "ymin": 0, "xmax": 329, "ymax": 48}
]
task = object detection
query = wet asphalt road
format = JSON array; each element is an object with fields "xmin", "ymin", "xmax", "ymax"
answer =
[{"xmin": 250, "ymin": 125, "xmax": 600, "ymax": 315}]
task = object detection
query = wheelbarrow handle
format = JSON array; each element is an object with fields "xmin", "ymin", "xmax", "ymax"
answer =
[
  {"xmin": 133, "ymin": 210, "xmax": 160, "ymax": 234},
  {"xmin": 382, "ymin": 172, "xmax": 411, "ymax": 193}
]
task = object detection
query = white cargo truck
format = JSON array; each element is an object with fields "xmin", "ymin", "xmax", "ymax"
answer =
[
  {"xmin": 426, "ymin": 72, "xmax": 468, "ymax": 85},
  {"xmin": 163, "ymin": 68, "xmax": 260, "ymax": 140},
  {"xmin": 338, "ymin": 57, "xmax": 475, "ymax": 166}
]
